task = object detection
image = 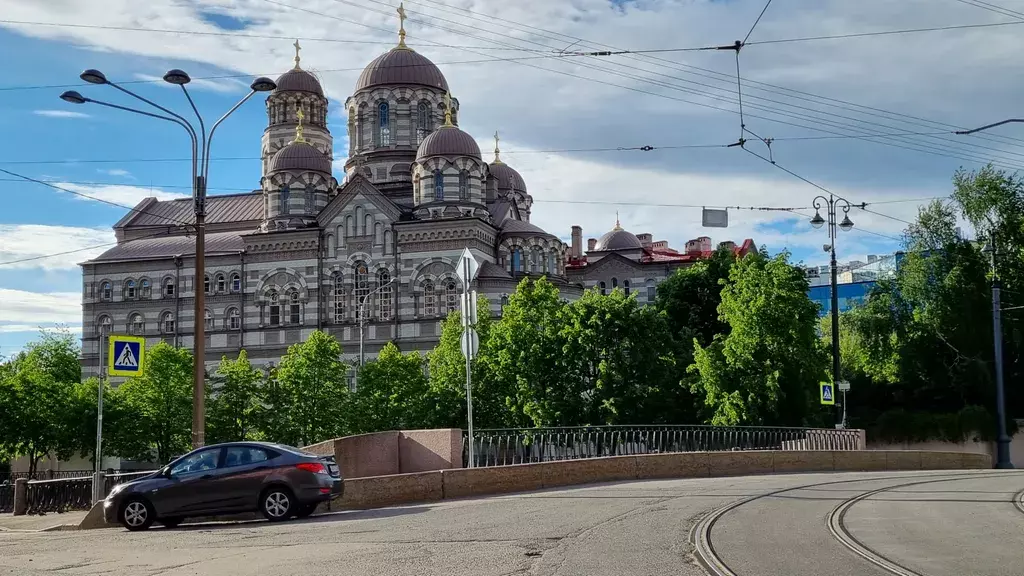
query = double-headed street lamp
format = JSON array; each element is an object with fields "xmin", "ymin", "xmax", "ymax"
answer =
[
  {"xmin": 357, "ymin": 278, "xmax": 396, "ymax": 377},
  {"xmin": 809, "ymin": 195, "xmax": 855, "ymax": 425},
  {"xmin": 62, "ymin": 69, "xmax": 276, "ymax": 449}
]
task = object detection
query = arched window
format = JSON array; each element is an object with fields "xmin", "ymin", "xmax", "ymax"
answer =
[
  {"xmin": 599, "ymin": 281, "xmax": 607, "ymax": 296},
  {"xmin": 100, "ymin": 281, "xmax": 112, "ymax": 301},
  {"xmin": 140, "ymin": 279, "xmax": 151, "ymax": 298},
  {"xmin": 646, "ymin": 279, "xmax": 656, "ymax": 303},
  {"xmin": 458, "ymin": 171, "xmax": 469, "ymax": 200},
  {"xmin": 354, "ymin": 261, "xmax": 369, "ymax": 321},
  {"xmin": 356, "ymin": 206, "xmax": 364, "ymax": 234},
  {"xmin": 433, "ymin": 169, "xmax": 444, "ymax": 201},
  {"xmin": 129, "ymin": 313, "xmax": 145, "ymax": 335},
  {"xmin": 267, "ymin": 290, "xmax": 280, "ymax": 326},
  {"xmin": 416, "ymin": 101, "xmax": 430, "ymax": 142},
  {"xmin": 97, "ymin": 315, "xmax": 112, "ymax": 336},
  {"xmin": 422, "ymin": 280, "xmax": 436, "ymax": 316},
  {"xmin": 305, "ymin": 183, "xmax": 316, "ymax": 213},
  {"xmin": 377, "ymin": 269, "xmax": 392, "ymax": 320},
  {"xmin": 365, "ymin": 214, "xmax": 374, "ymax": 236},
  {"xmin": 279, "ymin": 186, "xmax": 290, "ymax": 215},
  {"xmin": 500, "ymin": 294, "xmax": 509, "ymax": 311},
  {"xmin": 346, "ymin": 215, "xmax": 355, "ymax": 238},
  {"xmin": 444, "ymin": 279, "xmax": 459, "ymax": 315},
  {"xmin": 227, "ymin": 308, "xmax": 241, "ymax": 330},
  {"xmin": 204, "ymin": 309, "xmax": 214, "ymax": 330},
  {"xmin": 160, "ymin": 312, "xmax": 174, "ymax": 334},
  {"xmin": 204, "ymin": 275, "xmax": 211, "ymax": 295},
  {"xmin": 215, "ymin": 274, "xmax": 226, "ymax": 293},
  {"xmin": 288, "ymin": 290, "xmax": 301, "ymax": 324},
  {"xmin": 378, "ymin": 102, "xmax": 390, "ymax": 146},
  {"xmin": 332, "ymin": 273, "xmax": 346, "ymax": 323},
  {"xmin": 611, "ymin": 277, "xmax": 618, "ymax": 289},
  {"xmin": 530, "ymin": 248, "xmax": 540, "ymax": 273},
  {"xmin": 163, "ymin": 278, "xmax": 175, "ymax": 297},
  {"xmin": 384, "ymin": 230, "xmax": 393, "ymax": 255},
  {"xmin": 374, "ymin": 222, "xmax": 383, "ymax": 246},
  {"xmin": 511, "ymin": 248, "xmax": 522, "ymax": 273},
  {"xmin": 124, "ymin": 279, "xmax": 136, "ymax": 300},
  {"xmin": 623, "ymin": 280, "xmax": 631, "ymax": 295},
  {"xmin": 230, "ymin": 273, "xmax": 241, "ymax": 293},
  {"xmin": 549, "ymin": 251, "xmax": 558, "ymax": 275},
  {"xmin": 540, "ymin": 252, "xmax": 548, "ymax": 276}
]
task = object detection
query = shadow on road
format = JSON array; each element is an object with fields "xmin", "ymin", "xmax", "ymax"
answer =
[{"xmin": 170, "ymin": 505, "xmax": 432, "ymax": 531}]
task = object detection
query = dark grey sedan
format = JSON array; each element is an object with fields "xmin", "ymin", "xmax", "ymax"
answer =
[{"xmin": 104, "ymin": 441, "xmax": 343, "ymax": 531}]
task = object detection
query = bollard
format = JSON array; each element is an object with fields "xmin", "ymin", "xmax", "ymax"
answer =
[
  {"xmin": 13, "ymin": 478, "xmax": 28, "ymax": 516},
  {"xmin": 92, "ymin": 472, "xmax": 106, "ymax": 506}
]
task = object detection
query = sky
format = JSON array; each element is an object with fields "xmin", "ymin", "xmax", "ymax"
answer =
[{"xmin": 1, "ymin": 0, "xmax": 1023, "ymax": 356}]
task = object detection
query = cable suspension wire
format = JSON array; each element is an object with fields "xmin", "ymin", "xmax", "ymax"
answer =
[
  {"xmin": 0, "ymin": 228, "xmax": 179, "ymax": 267},
  {"xmin": 743, "ymin": 0, "xmax": 773, "ymax": 45},
  {"xmin": 949, "ymin": 0, "xmax": 1024, "ymax": 20}
]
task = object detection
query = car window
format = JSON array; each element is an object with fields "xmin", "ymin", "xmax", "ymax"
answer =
[
  {"xmin": 169, "ymin": 449, "xmax": 219, "ymax": 476},
  {"xmin": 223, "ymin": 446, "xmax": 270, "ymax": 467}
]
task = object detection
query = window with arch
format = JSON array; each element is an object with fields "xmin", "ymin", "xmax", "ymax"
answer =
[
  {"xmin": 378, "ymin": 102, "xmax": 390, "ymax": 146},
  {"xmin": 204, "ymin": 309, "xmax": 214, "ymax": 330},
  {"xmin": 433, "ymin": 169, "xmax": 444, "ymax": 201},
  {"xmin": 599, "ymin": 281, "xmax": 607, "ymax": 296},
  {"xmin": 163, "ymin": 278, "xmax": 175, "ymax": 297},
  {"xmin": 458, "ymin": 171, "xmax": 469, "ymax": 200},
  {"xmin": 611, "ymin": 277, "xmax": 618, "ymax": 290},
  {"xmin": 444, "ymin": 279, "xmax": 459, "ymax": 315},
  {"xmin": 500, "ymin": 294, "xmax": 509, "ymax": 312},
  {"xmin": 346, "ymin": 215, "xmax": 355, "ymax": 238},
  {"xmin": 129, "ymin": 313, "xmax": 145, "ymax": 335},
  {"xmin": 227, "ymin": 308, "xmax": 241, "ymax": 330},
  {"xmin": 549, "ymin": 252, "xmax": 558, "ymax": 276},
  {"xmin": 279, "ymin": 186, "xmax": 290, "ymax": 215},
  {"xmin": 140, "ymin": 279, "xmax": 151, "ymax": 298},
  {"xmin": 288, "ymin": 290, "xmax": 301, "ymax": 324},
  {"xmin": 416, "ymin": 101, "xmax": 430, "ymax": 142},
  {"xmin": 511, "ymin": 248, "xmax": 522, "ymax": 273},
  {"xmin": 100, "ymin": 281, "xmax": 112, "ymax": 301},
  {"xmin": 124, "ymin": 279, "xmax": 137, "ymax": 300},
  {"xmin": 305, "ymin": 183, "xmax": 316, "ymax": 213},
  {"xmin": 160, "ymin": 312, "xmax": 174, "ymax": 334},
  {"xmin": 365, "ymin": 214, "xmax": 373, "ymax": 237},
  {"xmin": 230, "ymin": 273, "xmax": 241, "ymax": 293},
  {"xmin": 267, "ymin": 290, "xmax": 281, "ymax": 326},
  {"xmin": 374, "ymin": 222, "xmax": 383, "ymax": 246},
  {"xmin": 623, "ymin": 280, "xmax": 631, "ymax": 295},
  {"xmin": 377, "ymin": 269, "xmax": 392, "ymax": 320},
  {"xmin": 204, "ymin": 275, "xmax": 211, "ymax": 295},
  {"xmin": 333, "ymin": 274, "xmax": 346, "ymax": 323},
  {"xmin": 97, "ymin": 315, "xmax": 112, "ymax": 336},
  {"xmin": 216, "ymin": 274, "xmax": 226, "ymax": 294},
  {"xmin": 354, "ymin": 261, "xmax": 369, "ymax": 321},
  {"xmin": 422, "ymin": 280, "xmax": 436, "ymax": 316},
  {"xmin": 530, "ymin": 248, "xmax": 540, "ymax": 273},
  {"xmin": 646, "ymin": 279, "xmax": 656, "ymax": 303}
]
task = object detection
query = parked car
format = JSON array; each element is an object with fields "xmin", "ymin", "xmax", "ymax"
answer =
[{"xmin": 104, "ymin": 441, "xmax": 343, "ymax": 531}]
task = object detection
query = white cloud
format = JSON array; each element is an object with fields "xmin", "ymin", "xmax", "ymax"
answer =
[
  {"xmin": 33, "ymin": 109, "xmax": 91, "ymax": 119},
  {"xmin": 0, "ymin": 288, "xmax": 82, "ymax": 329},
  {"xmin": 133, "ymin": 72, "xmax": 249, "ymax": 93},
  {"xmin": 0, "ymin": 324, "xmax": 82, "ymax": 334},
  {"xmin": 0, "ymin": 224, "xmax": 113, "ymax": 270},
  {"xmin": 98, "ymin": 168, "xmax": 133, "ymax": 178},
  {"xmin": 54, "ymin": 181, "xmax": 187, "ymax": 205}
]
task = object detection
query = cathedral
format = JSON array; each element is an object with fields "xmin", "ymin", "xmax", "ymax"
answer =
[{"xmin": 79, "ymin": 14, "xmax": 753, "ymax": 377}]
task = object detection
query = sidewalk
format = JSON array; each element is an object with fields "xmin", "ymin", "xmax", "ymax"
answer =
[{"xmin": 0, "ymin": 511, "xmax": 88, "ymax": 532}]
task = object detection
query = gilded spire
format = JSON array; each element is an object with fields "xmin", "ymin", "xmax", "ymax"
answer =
[
  {"xmin": 614, "ymin": 211, "xmax": 622, "ymax": 231},
  {"xmin": 293, "ymin": 39, "xmax": 302, "ymax": 69},
  {"xmin": 294, "ymin": 108, "xmax": 306, "ymax": 143},
  {"xmin": 443, "ymin": 91, "xmax": 453, "ymax": 127},
  {"xmin": 492, "ymin": 130, "xmax": 503, "ymax": 164},
  {"xmin": 397, "ymin": 2, "xmax": 408, "ymax": 48}
]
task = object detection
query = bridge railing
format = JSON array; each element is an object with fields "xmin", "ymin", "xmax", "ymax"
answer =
[
  {"xmin": 464, "ymin": 425, "xmax": 862, "ymax": 468},
  {"xmin": 22, "ymin": 471, "xmax": 155, "ymax": 515}
]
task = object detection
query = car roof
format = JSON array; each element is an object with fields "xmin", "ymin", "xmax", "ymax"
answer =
[{"xmin": 205, "ymin": 440, "xmax": 316, "ymax": 456}]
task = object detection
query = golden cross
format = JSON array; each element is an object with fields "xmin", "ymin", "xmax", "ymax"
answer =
[
  {"xmin": 293, "ymin": 39, "xmax": 301, "ymax": 69},
  {"xmin": 295, "ymin": 108, "xmax": 306, "ymax": 142},
  {"xmin": 397, "ymin": 2, "xmax": 408, "ymax": 47},
  {"xmin": 443, "ymin": 91, "xmax": 453, "ymax": 126},
  {"xmin": 493, "ymin": 130, "xmax": 502, "ymax": 163}
]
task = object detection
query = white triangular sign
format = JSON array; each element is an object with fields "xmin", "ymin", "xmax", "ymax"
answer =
[
  {"xmin": 822, "ymin": 387, "xmax": 833, "ymax": 401},
  {"xmin": 115, "ymin": 344, "xmax": 138, "ymax": 368}
]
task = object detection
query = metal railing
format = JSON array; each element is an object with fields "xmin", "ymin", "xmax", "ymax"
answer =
[
  {"xmin": 1, "ymin": 470, "xmax": 94, "ymax": 483},
  {"xmin": 464, "ymin": 425, "xmax": 862, "ymax": 467},
  {"xmin": 22, "ymin": 471, "xmax": 155, "ymax": 515}
]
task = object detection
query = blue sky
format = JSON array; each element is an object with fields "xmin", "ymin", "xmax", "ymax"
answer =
[{"xmin": 1, "ymin": 0, "xmax": 1022, "ymax": 356}]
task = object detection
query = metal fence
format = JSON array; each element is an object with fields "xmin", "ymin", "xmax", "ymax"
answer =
[
  {"xmin": 0, "ymin": 470, "xmax": 94, "ymax": 483},
  {"xmin": 23, "ymin": 471, "xmax": 155, "ymax": 515},
  {"xmin": 464, "ymin": 425, "xmax": 862, "ymax": 467}
]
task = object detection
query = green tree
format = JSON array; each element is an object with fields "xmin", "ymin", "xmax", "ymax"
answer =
[
  {"xmin": 110, "ymin": 343, "xmax": 193, "ymax": 463},
  {"xmin": 655, "ymin": 247, "xmax": 735, "ymax": 354},
  {"xmin": 276, "ymin": 330, "xmax": 350, "ymax": 445},
  {"xmin": 254, "ymin": 364, "xmax": 297, "ymax": 445},
  {"xmin": 351, "ymin": 342, "xmax": 430, "ymax": 433},
  {"xmin": 691, "ymin": 251, "xmax": 827, "ymax": 426},
  {"xmin": 426, "ymin": 294, "xmax": 495, "ymax": 428},
  {"xmin": 207, "ymin": 350, "xmax": 263, "ymax": 444}
]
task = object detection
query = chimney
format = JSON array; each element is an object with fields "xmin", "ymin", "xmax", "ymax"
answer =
[
  {"xmin": 571, "ymin": 225, "xmax": 583, "ymax": 258},
  {"xmin": 587, "ymin": 238, "xmax": 597, "ymax": 252}
]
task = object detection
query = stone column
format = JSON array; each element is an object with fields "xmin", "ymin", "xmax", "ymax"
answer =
[
  {"xmin": 13, "ymin": 478, "xmax": 28, "ymax": 516},
  {"xmin": 92, "ymin": 472, "xmax": 106, "ymax": 505}
]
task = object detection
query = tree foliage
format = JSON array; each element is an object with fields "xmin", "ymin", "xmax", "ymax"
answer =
[
  {"xmin": 351, "ymin": 342, "xmax": 430, "ymax": 433},
  {"xmin": 275, "ymin": 330, "xmax": 351, "ymax": 445},
  {"xmin": 207, "ymin": 350, "xmax": 264, "ymax": 444}
]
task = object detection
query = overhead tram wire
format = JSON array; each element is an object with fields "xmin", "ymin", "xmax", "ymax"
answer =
[
  {"xmin": 949, "ymin": 0, "xmax": 1024, "ymax": 20},
  {"xmin": 743, "ymin": 0, "xmax": 774, "ymax": 44},
  {"xmin": 0, "ymin": 228, "xmax": 180, "ymax": 267},
  {"xmin": 405, "ymin": 0, "xmax": 1024, "ymax": 150},
  {"xmin": 346, "ymin": 0, "xmax": 1024, "ymax": 166}
]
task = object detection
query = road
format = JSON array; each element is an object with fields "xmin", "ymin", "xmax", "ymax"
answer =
[{"xmin": 0, "ymin": 470, "xmax": 1020, "ymax": 576}]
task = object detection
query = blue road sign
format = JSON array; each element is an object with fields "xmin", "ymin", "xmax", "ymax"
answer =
[
  {"xmin": 820, "ymin": 382, "xmax": 835, "ymax": 405},
  {"xmin": 109, "ymin": 335, "xmax": 145, "ymax": 377}
]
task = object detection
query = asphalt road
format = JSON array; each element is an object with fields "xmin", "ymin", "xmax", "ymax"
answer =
[{"xmin": 0, "ymin": 470, "xmax": 1021, "ymax": 576}]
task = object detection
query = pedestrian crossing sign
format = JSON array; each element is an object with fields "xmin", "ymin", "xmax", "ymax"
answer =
[
  {"xmin": 109, "ymin": 335, "xmax": 145, "ymax": 377},
  {"xmin": 820, "ymin": 381, "xmax": 835, "ymax": 405}
]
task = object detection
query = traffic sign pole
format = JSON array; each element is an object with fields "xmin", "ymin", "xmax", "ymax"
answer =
[
  {"xmin": 462, "ymin": 254, "xmax": 476, "ymax": 468},
  {"xmin": 95, "ymin": 334, "xmax": 106, "ymax": 476}
]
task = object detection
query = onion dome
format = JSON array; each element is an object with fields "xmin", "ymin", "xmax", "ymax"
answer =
[
  {"xmin": 356, "ymin": 48, "xmax": 449, "ymax": 92},
  {"xmin": 273, "ymin": 41, "xmax": 324, "ymax": 96},
  {"xmin": 595, "ymin": 217, "xmax": 643, "ymax": 250},
  {"xmin": 268, "ymin": 110, "xmax": 331, "ymax": 173},
  {"xmin": 415, "ymin": 92, "xmax": 480, "ymax": 160},
  {"xmin": 488, "ymin": 132, "xmax": 526, "ymax": 192}
]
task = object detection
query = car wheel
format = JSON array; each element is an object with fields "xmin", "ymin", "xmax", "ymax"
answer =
[
  {"xmin": 160, "ymin": 517, "xmax": 184, "ymax": 529},
  {"xmin": 260, "ymin": 487, "xmax": 294, "ymax": 522},
  {"xmin": 121, "ymin": 498, "xmax": 154, "ymax": 531},
  {"xmin": 295, "ymin": 502, "xmax": 318, "ymax": 519}
]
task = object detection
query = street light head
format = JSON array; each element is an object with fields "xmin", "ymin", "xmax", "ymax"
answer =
[
  {"xmin": 60, "ymin": 90, "xmax": 87, "ymax": 104},
  {"xmin": 163, "ymin": 69, "xmax": 191, "ymax": 85},
  {"xmin": 80, "ymin": 69, "xmax": 107, "ymax": 84},
  {"xmin": 839, "ymin": 215, "xmax": 854, "ymax": 232},
  {"xmin": 250, "ymin": 77, "xmax": 277, "ymax": 92},
  {"xmin": 809, "ymin": 210, "xmax": 825, "ymax": 229}
]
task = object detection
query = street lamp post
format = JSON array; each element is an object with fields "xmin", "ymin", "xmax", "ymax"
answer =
[
  {"xmin": 983, "ymin": 235, "xmax": 1014, "ymax": 469},
  {"xmin": 61, "ymin": 70, "xmax": 275, "ymax": 449},
  {"xmin": 809, "ymin": 195, "xmax": 854, "ymax": 426},
  {"xmin": 357, "ymin": 279, "xmax": 396, "ymax": 381}
]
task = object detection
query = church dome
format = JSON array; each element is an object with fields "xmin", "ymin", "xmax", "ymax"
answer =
[
  {"xmin": 269, "ymin": 141, "xmax": 331, "ymax": 174},
  {"xmin": 595, "ymin": 226, "xmax": 643, "ymax": 251},
  {"xmin": 273, "ymin": 68, "xmax": 323, "ymax": 96},
  {"xmin": 490, "ymin": 162, "xmax": 527, "ymax": 193},
  {"xmin": 356, "ymin": 48, "xmax": 449, "ymax": 92},
  {"xmin": 416, "ymin": 126, "xmax": 481, "ymax": 161}
]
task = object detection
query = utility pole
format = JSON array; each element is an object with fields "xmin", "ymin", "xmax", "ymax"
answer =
[{"xmin": 985, "ymin": 234, "xmax": 1014, "ymax": 469}]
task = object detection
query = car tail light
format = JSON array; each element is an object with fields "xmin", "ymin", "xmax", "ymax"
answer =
[{"xmin": 295, "ymin": 462, "xmax": 326, "ymax": 474}]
